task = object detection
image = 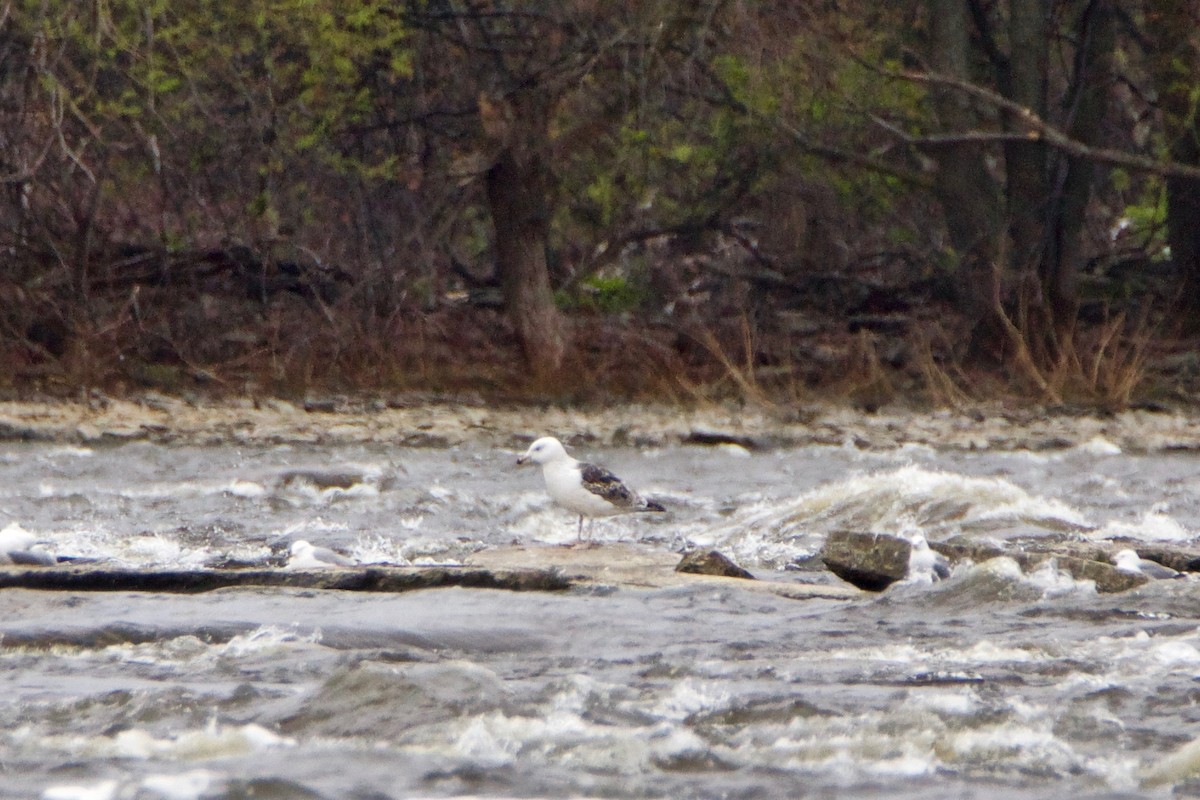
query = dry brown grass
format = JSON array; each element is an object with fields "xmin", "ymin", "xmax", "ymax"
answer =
[
  {"xmin": 833, "ymin": 330, "xmax": 897, "ymax": 410},
  {"xmin": 669, "ymin": 313, "xmax": 824, "ymax": 411},
  {"xmin": 912, "ymin": 325, "xmax": 974, "ymax": 408},
  {"xmin": 0, "ymin": 272, "xmax": 1164, "ymax": 412},
  {"xmin": 1049, "ymin": 315, "xmax": 1152, "ymax": 409},
  {"xmin": 687, "ymin": 317, "xmax": 775, "ymax": 407},
  {"xmin": 992, "ymin": 294, "xmax": 1153, "ymax": 409}
]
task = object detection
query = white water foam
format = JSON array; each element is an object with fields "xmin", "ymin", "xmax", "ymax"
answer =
[
  {"xmin": 28, "ymin": 720, "xmax": 293, "ymax": 762},
  {"xmin": 41, "ymin": 780, "xmax": 117, "ymax": 800},
  {"xmin": 691, "ymin": 465, "xmax": 1094, "ymax": 567},
  {"xmin": 5, "ymin": 626, "xmax": 324, "ymax": 668},
  {"xmin": 42, "ymin": 445, "xmax": 96, "ymax": 459},
  {"xmin": 139, "ymin": 770, "xmax": 217, "ymax": 800}
]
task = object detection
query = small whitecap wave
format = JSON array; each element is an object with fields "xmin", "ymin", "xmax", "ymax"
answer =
[
  {"xmin": 1024, "ymin": 559, "xmax": 1098, "ymax": 598},
  {"xmin": 218, "ymin": 625, "xmax": 322, "ymax": 659},
  {"xmin": 349, "ymin": 533, "xmax": 479, "ymax": 567},
  {"xmin": 271, "ymin": 481, "xmax": 380, "ymax": 507},
  {"xmin": 1092, "ymin": 510, "xmax": 1193, "ymax": 543}
]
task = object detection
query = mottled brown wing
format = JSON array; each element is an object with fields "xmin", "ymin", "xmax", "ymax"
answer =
[{"xmin": 579, "ymin": 463, "xmax": 639, "ymax": 510}]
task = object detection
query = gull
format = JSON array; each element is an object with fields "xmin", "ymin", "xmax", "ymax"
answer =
[
  {"xmin": 1113, "ymin": 548, "xmax": 1183, "ymax": 580},
  {"xmin": 286, "ymin": 539, "xmax": 356, "ymax": 569},
  {"xmin": 517, "ymin": 436, "xmax": 665, "ymax": 541},
  {"xmin": 905, "ymin": 531, "xmax": 951, "ymax": 583},
  {"xmin": 0, "ymin": 522, "xmax": 57, "ymax": 566}
]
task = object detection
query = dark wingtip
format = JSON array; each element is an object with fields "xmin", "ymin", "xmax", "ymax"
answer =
[{"xmin": 643, "ymin": 499, "xmax": 666, "ymax": 512}]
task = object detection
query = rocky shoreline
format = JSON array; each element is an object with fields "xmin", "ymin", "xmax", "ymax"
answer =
[{"xmin": 5, "ymin": 394, "xmax": 1200, "ymax": 452}]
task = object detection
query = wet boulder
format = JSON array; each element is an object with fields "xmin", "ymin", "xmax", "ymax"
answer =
[
  {"xmin": 675, "ymin": 550, "xmax": 755, "ymax": 580},
  {"xmin": 821, "ymin": 530, "xmax": 912, "ymax": 591},
  {"xmin": 1049, "ymin": 555, "xmax": 1148, "ymax": 592}
]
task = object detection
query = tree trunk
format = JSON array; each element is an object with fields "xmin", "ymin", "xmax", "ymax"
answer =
[
  {"xmin": 924, "ymin": 0, "xmax": 1005, "ymax": 354},
  {"xmin": 1045, "ymin": 0, "xmax": 1115, "ymax": 331},
  {"xmin": 1145, "ymin": 0, "xmax": 1200, "ymax": 325},
  {"xmin": 1004, "ymin": 0, "xmax": 1050, "ymax": 331},
  {"xmin": 481, "ymin": 93, "xmax": 567, "ymax": 378}
]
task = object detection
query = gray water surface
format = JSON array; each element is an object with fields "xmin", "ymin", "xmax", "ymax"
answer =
[{"xmin": 2, "ymin": 437, "xmax": 1200, "ymax": 798}]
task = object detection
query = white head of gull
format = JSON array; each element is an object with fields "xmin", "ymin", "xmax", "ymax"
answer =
[{"xmin": 517, "ymin": 436, "xmax": 665, "ymax": 541}]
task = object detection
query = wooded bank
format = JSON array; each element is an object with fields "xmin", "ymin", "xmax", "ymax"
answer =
[{"xmin": 2, "ymin": 2, "xmax": 1198, "ymax": 407}]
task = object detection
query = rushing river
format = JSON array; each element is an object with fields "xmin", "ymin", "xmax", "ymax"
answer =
[{"xmin": 4, "ymin": 427, "xmax": 1200, "ymax": 799}]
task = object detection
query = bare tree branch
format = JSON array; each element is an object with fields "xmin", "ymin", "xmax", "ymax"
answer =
[{"xmin": 891, "ymin": 68, "xmax": 1200, "ymax": 180}]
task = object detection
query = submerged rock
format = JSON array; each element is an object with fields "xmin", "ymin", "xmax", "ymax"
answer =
[
  {"xmin": 675, "ymin": 550, "xmax": 755, "ymax": 579},
  {"xmin": 683, "ymin": 430, "xmax": 770, "ymax": 450},
  {"xmin": 273, "ymin": 661, "xmax": 510, "ymax": 737},
  {"xmin": 1047, "ymin": 555, "xmax": 1147, "ymax": 593},
  {"xmin": 277, "ymin": 469, "xmax": 368, "ymax": 490}
]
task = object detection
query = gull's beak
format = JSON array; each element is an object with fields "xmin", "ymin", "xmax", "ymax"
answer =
[{"xmin": 516, "ymin": 453, "xmax": 530, "ymax": 466}]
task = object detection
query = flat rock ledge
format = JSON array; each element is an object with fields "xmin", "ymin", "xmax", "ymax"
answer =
[
  {"xmin": 0, "ymin": 565, "xmax": 570, "ymax": 594},
  {"xmin": 0, "ymin": 545, "xmax": 860, "ymax": 601},
  {"xmin": 468, "ymin": 544, "xmax": 858, "ymax": 601}
]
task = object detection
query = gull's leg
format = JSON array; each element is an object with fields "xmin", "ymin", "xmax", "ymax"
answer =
[{"xmin": 577, "ymin": 514, "xmax": 584, "ymax": 542}]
